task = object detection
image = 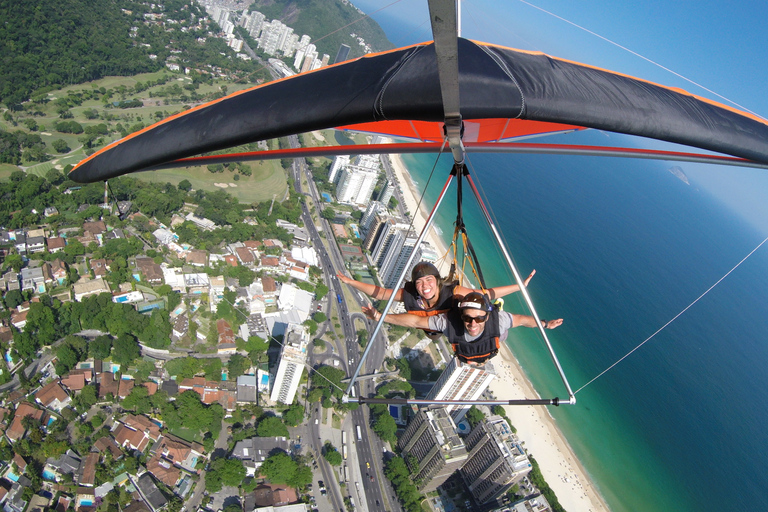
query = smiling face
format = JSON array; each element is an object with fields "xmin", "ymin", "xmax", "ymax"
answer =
[
  {"xmin": 414, "ymin": 275, "xmax": 439, "ymax": 302},
  {"xmin": 462, "ymin": 309, "xmax": 488, "ymax": 337}
]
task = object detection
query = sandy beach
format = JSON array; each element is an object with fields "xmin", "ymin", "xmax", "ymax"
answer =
[{"xmin": 387, "ymin": 151, "xmax": 610, "ymax": 512}]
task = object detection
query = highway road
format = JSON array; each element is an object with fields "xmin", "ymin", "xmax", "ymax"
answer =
[{"xmin": 288, "ymin": 135, "xmax": 401, "ymax": 512}]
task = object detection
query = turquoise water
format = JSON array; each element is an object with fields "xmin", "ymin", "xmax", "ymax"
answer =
[
  {"xmin": 402, "ymin": 129, "xmax": 768, "ymax": 512},
  {"xmin": 42, "ymin": 470, "xmax": 56, "ymax": 480}
]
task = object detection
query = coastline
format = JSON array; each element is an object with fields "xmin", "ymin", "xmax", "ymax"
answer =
[{"xmin": 387, "ymin": 151, "xmax": 610, "ymax": 512}]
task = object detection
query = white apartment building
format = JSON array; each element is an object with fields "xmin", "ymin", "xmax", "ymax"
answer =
[
  {"xmin": 378, "ymin": 228, "xmax": 421, "ymax": 289},
  {"xmin": 270, "ymin": 324, "xmax": 309, "ymax": 404},
  {"xmin": 426, "ymin": 357, "xmax": 497, "ymax": 422},
  {"xmin": 336, "ymin": 164, "xmax": 379, "ymax": 205},
  {"xmin": 328, "ymin": 155, "xmax": 350, "ymax": 184}
]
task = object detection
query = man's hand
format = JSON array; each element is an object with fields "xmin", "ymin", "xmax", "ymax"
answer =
[{"xmin": 363, "ymin": 305, "xmax": 381, "ymax": 321}]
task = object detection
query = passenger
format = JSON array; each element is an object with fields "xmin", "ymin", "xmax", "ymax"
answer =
[
  {"xmin": 363, "ymin": 291, "xmax": 563, "ymax": 364},
  {"xmin": 339, "ymin": 261, "xmax": 535, "ymax": 337}
]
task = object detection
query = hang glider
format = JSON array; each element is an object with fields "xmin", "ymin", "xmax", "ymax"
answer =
[
  {"xmin": 68, "ymin": 0, "xmax": 768, "ymax": 407},
  {"xmin": 69, "ymin": 38, "xmax": 768, "ymax": 183}
]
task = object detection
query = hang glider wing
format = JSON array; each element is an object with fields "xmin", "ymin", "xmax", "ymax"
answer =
[{"xmin": 69, "ymin": 38, "xmax": 768, "ymax": 183}]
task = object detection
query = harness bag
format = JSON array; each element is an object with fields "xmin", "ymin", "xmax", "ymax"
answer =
[
  {"xmin": 402, "ymin": 281, "xmax": 457, "ymax": 336},
  {"xmin": 446, "ymin": 307, "xmax": 501, "ymax": 362}
]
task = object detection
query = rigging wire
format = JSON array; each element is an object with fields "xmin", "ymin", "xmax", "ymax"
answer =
[
  {"xmin": 513, "ymin": 0, "xmax": 765, "ymax": 120},
  {"xmin": 574, "ymin": 234, "xmax": 768, "ymax": 395}
]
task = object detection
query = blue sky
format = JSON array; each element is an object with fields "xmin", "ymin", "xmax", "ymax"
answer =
[{"xmin": 351, "ymin": 0, "xmax": 768, "ymax": 235}]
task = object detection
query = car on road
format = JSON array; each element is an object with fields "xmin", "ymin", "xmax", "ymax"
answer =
[{"xmin": 366, "ymin": 462, "xmax": 370, "ymax": 469}]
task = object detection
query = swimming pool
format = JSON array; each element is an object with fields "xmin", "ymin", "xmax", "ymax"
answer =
[
  {"xmin": 42, "ymin": 470, "xmax": 56, "ymax": 481},
  {"xmin": 6, "ymin": 472, "xmax": 19, "ymax": 482}
]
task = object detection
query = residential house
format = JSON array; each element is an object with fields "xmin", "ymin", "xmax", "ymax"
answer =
[
  {"xmin": 20, "ymin": 267, "xmax": 45, "ymax": 294},
  {"xmin": 93, "ymin": 437, "xmax": 123, "ymax": 459},
  {"xmin": 73, "ymin": 278, "xmax": 111, "ymax": 301},
  {"xmin": 154, "ymin": 433, "xmax": 204, "ymax": 472},
  {"xmin": 235, "ymin": 247, "xmax": 255, "ymax": 266},
  {"xmin": 90, "ymin": 259, "xmax": 109, "ymax": 278},
  {"xmin": 146, "ymin": 454, "xmax": 180, "ymax": 488},
  {"xmin": 25, "ymin": 235, "xmax": 45, "ymax": 254},
  {"xmin": 217, "ymin": 319, "xmax": 237, "ymax": 354},
  {"xmin": 171, "ymin": 314, "xmax": 188, "ymax": 340},
  {"xmin": 135, "ymin": 258, "xmax": 164, "ymax": 285},
  {"xmin": 43, "ymin": 450, "xmax": 81, "ymax": 481},
  {"xmin": 118, "ymin": 379, "xmax": 134, "ymax": 399},
  {"xmin": 60, "ymin": 369, "xmax": 92, "ymax": 392},
  {"xmin": 49, "ymin": 259, "xmax": 68, "ymax": 284},
  {"xmin": 83, "ymin": 221, "xmax": 107, "ymax": 236},
  {"xmin": 5, "ymin": 402, "xmax": 43, "ymax": 442},
  {"xmin": 185, "ymin": 249, "xmax": 207, "ymax": 267},
  {"xmin": 46, "ymin": 237, "xmax": 66, "ymax": 253},
  {"xmin": 34, "ymin": 381, "xmax": 71, "ymax": 412},
  {"xmin": 135, "ymin": 473, "xmax": 167, "ymax": 512},
  {"xmin": 259, "ymin": 256, "xmax": 280, "ymax": 272},
  {"xmin": 97, "ymin": 372, "xmax": 119, "ymax": 399},
  {"xmin": 10, "ymin": 310, "xmax": 27, "ymax": 330},
  {"xmin": 78, "ymin": 453, "xmax": 98, "ymax": 487}
]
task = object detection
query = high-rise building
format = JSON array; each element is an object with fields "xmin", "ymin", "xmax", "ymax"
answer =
[
  {"xmin": 336, "ymin": 165, "xmax": 379, "ymax": 205},
  {"xmin": 244, "ymin": 11, "xmax": 266, "ymax": 38},
  {"xmin": 397, "ymin": 409, "xmax": 468, "ymax": 492},
  {"xmin": 270, "ymin": 324, "xmax": 308, "ymax": 404},
  {"xmin": 363, "ymin": 213, "xmax": 390, "ymax": 253},
  {"xmin": 360, "ymin": 201, "xmax": 385, "ymax": 235},
  {"xmin": 300, "ymin": 44, "xmax": 318, "ymax": 73},
  {"xmin": 378, "ymin": 228, "xmax": 421, "ymax": 289},
  {"xmin": 334, "ymin": 44, "xmax": 351, "ymax": 64},
  {"xmin": 426, "ymin": 357, "xmax": 496, "ymax": 422},
  {"xmin": 259, "ymin": 19, "xmax": 292, "ymax": 56},
  {"xmin": 328, "ymin": 155, "xmax": 350, "ymax": 184},
  {"xmin": 460, "ymin": 415, "xmax": 532, "ymax": 504},
  {"xmin": 369, "ymin": 219, "xmax": 411, "ymax": 267},
  {"xmin": 378, "ymin": 179, "xmax": 395, "ymax": 207}
]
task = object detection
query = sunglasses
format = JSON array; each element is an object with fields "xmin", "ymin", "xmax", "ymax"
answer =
[{"xmin": 462, "ymin": 314, "xmax": 488, "ymax": 324}]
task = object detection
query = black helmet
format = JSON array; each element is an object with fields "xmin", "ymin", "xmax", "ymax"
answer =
[{"xmin": 411, "ymin": 261, "xmax": 440, "ymax": 282}]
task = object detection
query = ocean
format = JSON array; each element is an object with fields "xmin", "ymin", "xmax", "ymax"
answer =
[{"xmin": 400, "ymin": 129, "xmax": 768, "ymax": 512}]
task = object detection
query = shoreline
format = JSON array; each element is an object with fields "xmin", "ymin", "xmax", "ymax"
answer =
[{"xmin": 387, "ymin": 151, "xmax": 610, "ymax": 512}]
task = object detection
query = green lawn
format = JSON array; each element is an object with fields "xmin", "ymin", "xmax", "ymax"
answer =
[
  {"xmin": 168, "ymin": 426, "xmax": 202, "ymax": 443},
  {"xmin": 133, "ymin": 160, "xmax": 288, "ymax": 204}
]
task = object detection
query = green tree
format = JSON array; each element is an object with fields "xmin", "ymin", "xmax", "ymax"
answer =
[
  {"xmin": 227, "ymin": 353, "xmax": 250, "ymax": 380},
  {"xmin": 112, "ymin": 333, "xmax": 140, "ymax": 366},
  {"xmin": 178, "ymin": 179, "xmax": 192, "ymax": 192},
  {"xmin": 122, "ymin": 385, "xmax": 150, "ymax": 414},
  {"xmin": 51, "ymin": 139, "xmax": 70, "ymax": 153},
  {"xmin": 256, "ymin": 416, "xmax": 289, "ymax": 437},
  {"xmin": 465, "ymin": 405, "xmax": 485, "ymax": 429},
  {"xmin": 261, "ymin": 452, "xmax": 296, "ymax": 485},
  {"xmin": 282, "ymin": 402, "xmax": 304, "ymax": 427},
  {"xmin": 322, "ymin": 442, "xmax": 342, "ymax": 466},
  {"xmin": 89, "ymin": 335, "xmax": 113, "ymax": 360}
]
